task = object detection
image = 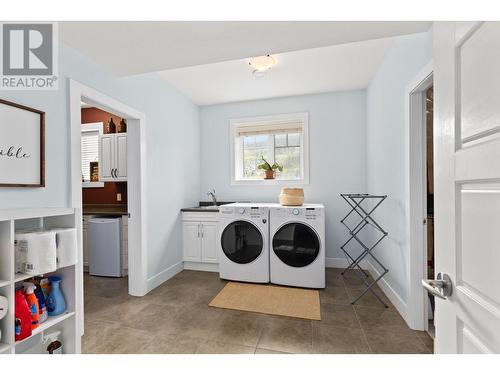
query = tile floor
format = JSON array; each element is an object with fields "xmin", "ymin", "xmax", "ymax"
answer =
[{"xmin": 83, "ymin": 268, "xmax": 434, "ymax": 354}]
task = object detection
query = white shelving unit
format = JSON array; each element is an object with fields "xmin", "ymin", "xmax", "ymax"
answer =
[{"xmin": 0, "ymin": 208, "xmax": 79, "ymax": 354}]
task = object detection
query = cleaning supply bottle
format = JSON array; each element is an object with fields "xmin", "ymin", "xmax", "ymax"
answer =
[
  {"xmin": 14, "ymin": 289, "xmax": 32, "ymax": 341},
  {"xmin": 23, "ymin": 282, "xmax": 40, "ymax": 329},
  {"xmin": 47, "ymin": 275, "xmax": 66, "ymax": 316},
  {"xmin": 43, "ymin": 330, "xmax": 63, "ymax": 354},
  {"xmin": 34, "ymin": 283, "xmax": 48, "ymax": 324},
  {"xmin": 40, "ymin": 277, "xmax": 50, "ymax": 299}
]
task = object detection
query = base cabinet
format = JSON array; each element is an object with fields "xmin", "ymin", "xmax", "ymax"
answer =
[{"xmin": 182, "ymin": 212, "xmax": 218, "ymax": 266}]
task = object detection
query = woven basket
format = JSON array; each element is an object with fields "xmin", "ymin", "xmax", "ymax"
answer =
[{"xmin": 279, "ymin": 188, "xmax": 304, "ymax": 206}]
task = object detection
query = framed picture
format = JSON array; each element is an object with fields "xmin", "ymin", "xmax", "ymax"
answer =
[{"xmin": 0, "ymin": 98, "xmax": 45, "ymax": 187}]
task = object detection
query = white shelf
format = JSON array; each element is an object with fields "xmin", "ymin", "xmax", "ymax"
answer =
[
  {"xmin": 0, "ymin": 208, "xmax": 74, "ymax": 221},
  {"xmin": 15, "ymin": 311, "xmax": 75, "ymax": 346},
  {"xmin": 14, "ymin": 273, "xmax": 34, "ymax": 283},
  {"xmin": 0, "ymin": 343, "xmax": 10, "ymax": 354},
  {"xmin": 0, "ymin": 208, "xmax": 79, "ymax": 354},
  {"xmin": 14, "ymin": 263, "xmax": 77, "ymax": 283}
]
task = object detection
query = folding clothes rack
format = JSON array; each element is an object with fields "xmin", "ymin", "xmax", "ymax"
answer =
[{"xmin": 340, "ymin": 193, "xmax": 389, "ymax": 308}]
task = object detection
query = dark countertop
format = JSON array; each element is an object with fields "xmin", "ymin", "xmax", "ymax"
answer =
[
  {"xmin": 83, "ymin": 204, "xmax": 128, "ymax": 216},
  {"xmin": 181, "ymin": 201, "xmax": 235, "ymax": 213}
]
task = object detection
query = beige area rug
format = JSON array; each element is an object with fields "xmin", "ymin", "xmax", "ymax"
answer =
[{"xmin": 209, "ymin": 282, "xmax": 321, "ymax": 320}]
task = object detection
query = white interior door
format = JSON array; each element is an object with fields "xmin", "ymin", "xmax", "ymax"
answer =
[{"xmin": 433, "ymin": 21, "xmax": 500, "ymax": 354}]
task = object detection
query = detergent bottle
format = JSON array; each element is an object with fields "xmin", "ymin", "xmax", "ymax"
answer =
[
  {"xmin": 47, "ymin": 276, "xmax": 66, "ymax": 316},
  {"xmin": 14, "ymin": 289, "xmax": 32, "ymax": 341},
  {"xmin": 40, "ymin": 277, "xmax": 50, "ymax": 299},
  {"xmin": 23, "ymin": 282, "xmax": 40, "ymax": 329},
  {"xmin": 34, "ymin": 283, "xmax": 48, "ymax": 324}
]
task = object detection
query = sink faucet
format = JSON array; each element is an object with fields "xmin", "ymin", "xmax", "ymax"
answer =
[{"xmin": 207, "ymin": 189, "xmax": 217, "ymax": 206}]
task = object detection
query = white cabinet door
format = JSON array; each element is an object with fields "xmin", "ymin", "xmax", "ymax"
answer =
[
  {"xmin": 115, "ymin": 134, "xmax": 127, "ymax": 180},
  {"xmin": 200, "ymin": 222, "xmax": 218, "ymax": 263},
  {"xmin": 183, "ymin": 222, "xmax": 201, "ymax": 262},
  {"xmin": 99, "ymin": 134, "xmax": 114, "ymax": 181}
]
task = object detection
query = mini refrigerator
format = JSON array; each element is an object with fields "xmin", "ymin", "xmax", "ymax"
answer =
[{"xmin": 88, "ymin": 217, "xmax": 122, "ymax": 277}]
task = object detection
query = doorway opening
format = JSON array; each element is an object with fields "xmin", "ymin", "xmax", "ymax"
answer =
[
  {"xmin": 406, "ymin": 62, "xmax": 434, "ymax": 334},
  {"xmin": 424, "ymin": 86, "xmax": 435, "ymax": 338},
  {"xmin": 80, "ymin": 104, "xmax": 130, "ymax": 327},
  {"xmin": 69, "ymin": 80, "xmax": 148, "ymax": 343}
]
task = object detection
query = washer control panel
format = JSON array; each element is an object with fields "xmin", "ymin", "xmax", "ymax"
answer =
[{"xmin": 273, "ymin": 206, "xmax": 324, "ymax": 220}]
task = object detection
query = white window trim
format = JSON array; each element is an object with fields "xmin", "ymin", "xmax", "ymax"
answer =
[
  {"xmin": 230, "ymin": 112, "xmax": 310, "ymax": 186},
  {"xmin": 81, "ymin": 122, "xmax": 104, "ymax": 188}
]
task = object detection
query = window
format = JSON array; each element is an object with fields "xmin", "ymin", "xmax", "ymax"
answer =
[
  {"xmin": 230, "ymin": 113, "xmax": 309, "ymax": 185},
  {"xmin": 81, "ymin": 122, "xmax": 103, "ymax": 187}
]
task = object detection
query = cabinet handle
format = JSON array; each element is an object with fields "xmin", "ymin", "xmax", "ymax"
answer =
[
  {"xmin": 197, "ymin": 224, "xmax": 200, "ymax": 238},
  {"xmin": 201, "ymin": 224, "xmax": 204, "ymax": 238}
]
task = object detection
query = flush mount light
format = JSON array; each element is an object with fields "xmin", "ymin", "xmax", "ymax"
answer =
[{"xmin": 248, "ymin": 55, "xmax": 276, "ymax": 77}]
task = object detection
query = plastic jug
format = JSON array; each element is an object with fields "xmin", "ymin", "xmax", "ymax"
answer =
[
  {"xmin": 22, "ymin": 282, "xmax": 40, "ymax": 329},
  {"xmin": 14, "ymin": 289, "xmax": 32, "ymax": 341},
  {"xmin": 47, "ymin": 276, "xmax": 66, "ymax": 316}
]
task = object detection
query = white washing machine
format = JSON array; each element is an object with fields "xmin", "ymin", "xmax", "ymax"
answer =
[
  {"xmin": 269, "ymin": 204, "xmax": 325, "ymax": 288},
  {"xmin": 218, "ymin": 203, "xmax": 270, "ymax": 283}
]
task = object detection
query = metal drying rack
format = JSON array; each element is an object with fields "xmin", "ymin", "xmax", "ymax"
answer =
[{"xmin": 340, "ymin": 193, "xmax": 389, "ymax": 308}]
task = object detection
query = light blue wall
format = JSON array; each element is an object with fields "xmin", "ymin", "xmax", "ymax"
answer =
[
  {"xmin": 0, "ymin": 40, "xmax": 201, "ymax": 281},
  {"xmin": 200, "ymin": 91, "xmax": 367, "ymax": 259},
  {"xmin": 366, "ymin": 31, "xmax": 433, "ymax": 303}
]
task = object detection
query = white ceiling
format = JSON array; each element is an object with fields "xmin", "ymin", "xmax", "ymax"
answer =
[
  {"xmin": 159, "ymin": 37, "xmax": 396, "ymax": 105},
  {"xmin": 60, "ymin": 21, "xmax": 431, "ymax": 76}
]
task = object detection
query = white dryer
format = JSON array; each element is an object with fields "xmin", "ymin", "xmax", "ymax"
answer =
[
  {"xmin": 218, "ymin": 203, "xmax": 270, "ymax": 283},
  {"xmin": 269, "ymin": 204, "xmax": 325, "ymax": 288}
]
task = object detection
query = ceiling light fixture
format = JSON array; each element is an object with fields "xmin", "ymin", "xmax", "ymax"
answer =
[{"xmin": 248, "ymin": 55, "xmax": 276, "ymax": 77}]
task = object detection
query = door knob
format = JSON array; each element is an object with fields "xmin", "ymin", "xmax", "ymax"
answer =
[{"xmin": 422, "ymin": 272, "xmax": 452, "ymax": 300}]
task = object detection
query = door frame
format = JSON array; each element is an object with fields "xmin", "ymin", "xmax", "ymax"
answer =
[
  {"xmin": 406, "ymin": 61, "xmax": 434, "ymax": 330},
  {"xmin": 69, "ymin": 79, "xmax": 148, "ymax": 334}
]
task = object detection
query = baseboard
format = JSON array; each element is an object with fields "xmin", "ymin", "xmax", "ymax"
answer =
[
  {"xmin": 365, "ymin": 261, "xmax": 409, "ymax": 323},
  {"xmin": 146, "ymin": 260, "xmax": 184, "ymax": 293},
  {"xmin": 84, "ymin": 263, "xmax": 127, "ymax": 276},
  {"xmin": 183, "ymin": 261, "xmax": 219, "ymax": 272},
  {"xmin": 325, "ymin": 257, "xmax": 369, "ymax": 270}
]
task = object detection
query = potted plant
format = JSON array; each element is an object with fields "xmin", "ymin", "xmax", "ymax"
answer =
[{"xmin": 258, "ymin": 156, "xmax": 283, "ymax": 180}]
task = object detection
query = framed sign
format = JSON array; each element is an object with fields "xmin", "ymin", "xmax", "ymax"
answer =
[{"xmin": 0, "ymin": 99, "xmax": 45, "ymax": 187}]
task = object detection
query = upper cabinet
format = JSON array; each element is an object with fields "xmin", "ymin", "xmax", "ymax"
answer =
[{"xmin": 99, "ymin": 133, "xmax": 127, "ymax": 182}]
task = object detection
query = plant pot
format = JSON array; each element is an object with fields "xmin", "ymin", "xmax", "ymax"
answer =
[{"xmin": 265, "ymin": 170, "xmax": 275, "ymax": 180}]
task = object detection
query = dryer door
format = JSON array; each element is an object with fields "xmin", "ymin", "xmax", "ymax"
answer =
[
  {"xmin": 273, "ymin": 223, "xmax": 320, "ymax": 267},
  {"xmin": 221, "ymin": 220, "xmax": 263, "ymax": 264}
]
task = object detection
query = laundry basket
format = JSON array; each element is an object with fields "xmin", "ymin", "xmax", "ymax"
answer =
[{"xmin": 279, "ymin": 188, "xmax": 304, "ymax": 206}]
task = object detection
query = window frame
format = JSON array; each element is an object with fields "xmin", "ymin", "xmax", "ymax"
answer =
[
  {"xmin": 230, "ymin": 112, "xmax": 309, "ymax": 186},
  {"xmin": 81, "ymin": 122, "xmax": 104, "ymax": 188}
]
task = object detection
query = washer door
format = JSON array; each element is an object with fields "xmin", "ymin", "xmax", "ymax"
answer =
[
  {"xmin": 272, "ymin": 223, "xmax": 320, "ymax": 267},
  {"xmin": 221, "ymin": 220, "xmax": 263, "ymax": 264}
]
